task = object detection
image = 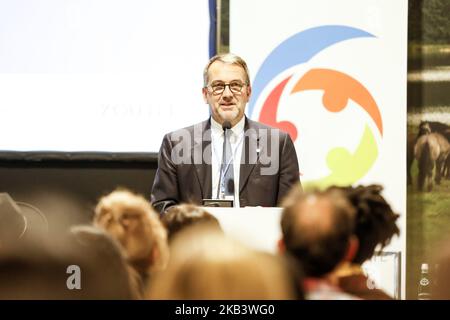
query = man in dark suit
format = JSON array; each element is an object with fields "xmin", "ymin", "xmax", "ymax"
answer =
[{"xmin": 151, "ymin": 53, "xmax": 300, "ymax": 214}]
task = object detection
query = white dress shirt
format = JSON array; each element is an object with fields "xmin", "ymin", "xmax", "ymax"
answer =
[{"xmin": 210, "ymin": 116, "xmax": 245, "ymax": 207}]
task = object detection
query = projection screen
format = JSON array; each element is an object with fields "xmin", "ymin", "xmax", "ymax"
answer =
[{"xmin": 0, "ymin": 0, "xmax": 212, "ymax": 157}]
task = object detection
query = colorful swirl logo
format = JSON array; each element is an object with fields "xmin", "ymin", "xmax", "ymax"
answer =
[{"xmin": 250, "ymin": 25, "xmax": 383, "ymax": 189}]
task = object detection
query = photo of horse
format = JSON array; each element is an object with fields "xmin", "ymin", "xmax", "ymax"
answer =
[
  {"xmin": 406, "ymin": 0, "xmax": 450, "ymax": 299},
  {"xmin": 414, "ymin": 129, "xmax": 450, "ymax": 191}
]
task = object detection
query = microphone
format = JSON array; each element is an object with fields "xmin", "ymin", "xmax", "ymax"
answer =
[
  {"xmin": 222, "ymin": 121, "xmax": 232, "ymax": 131},
  {"xmin": 227, "ymin": 178, "xmax": 235, "ymax": 194}
]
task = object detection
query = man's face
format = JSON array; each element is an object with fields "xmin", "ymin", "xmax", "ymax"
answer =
[{"xmin": 202, "ymin": 61, "xmax": 251, "ymax": 126}]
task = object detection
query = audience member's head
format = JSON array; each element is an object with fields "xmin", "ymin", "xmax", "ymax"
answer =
[
  {"xmin": 335, "ymin": 184, "xmax": 400, "ymax": 264},
  {"xmin": 147, "ymin": 226, "xmax": 302, "ymax": 299},
  {"xmin": 280, "ymin": 186, "xmax": 357, "ymax": 278},
  {"xmin": 0, "ymin": 225, "xmax": 135, "ymax": 299},
  {"xmin": 68, "ymin": 225, "xmax": 138, "ymax": 299},
  {"xmin": 94, "ymin": 189, "xmax": 169, "ymax": 278},
  {"xmin": 161, "ymin": 204, "xmax": 222, "ymax": 242}
]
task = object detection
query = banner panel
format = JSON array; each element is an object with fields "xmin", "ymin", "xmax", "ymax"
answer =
[{"xmin": 231, "ymin": 0, "xmax": 408, "ymax": 298}]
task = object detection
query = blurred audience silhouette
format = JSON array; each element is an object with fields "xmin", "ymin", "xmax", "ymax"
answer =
[
  {"xmin": 280, "ymin": 186, "xmax": 360, "ymax": 299},
  {"xmin": 0, "ymin": 183, "xmax": 407, "ymax": 300},
  {"xmin": 147, "ymin": 226, "xmax": 303, "ymax": 300},
  {"xmin": 93, "ymin": 189, "xmax": 169, "ymax": 296},
  {"xmin": 0, "ymin": 224, "xmax": 135, "ymax": 299}
]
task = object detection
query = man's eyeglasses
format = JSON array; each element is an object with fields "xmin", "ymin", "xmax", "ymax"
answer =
[{"xmin": 206, "ymin": 81, "xmax": 247, "ymax": 95}]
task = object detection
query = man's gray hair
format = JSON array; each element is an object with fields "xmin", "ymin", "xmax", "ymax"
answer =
[{"xmin": 203, "ymin": 53, "xmax": 250, "ymax": 87}]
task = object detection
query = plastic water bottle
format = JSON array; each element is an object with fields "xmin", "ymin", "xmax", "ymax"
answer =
[{"xmin": 418, "ymin": 263, "xmax": 431, "ymax": 300}]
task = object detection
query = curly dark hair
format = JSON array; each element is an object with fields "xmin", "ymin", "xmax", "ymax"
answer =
[{"xmin": 336, "ymin": 185, "xmax": 400, "ymax": 264}]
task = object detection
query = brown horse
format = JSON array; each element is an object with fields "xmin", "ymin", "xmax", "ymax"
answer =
[
  {"xmin": 414, "ymin": 131, "xmax": 450, "ymax": 192},
  {"xmin": 408, "ymin": 121, "xmax": 450, "ymax": 185}
]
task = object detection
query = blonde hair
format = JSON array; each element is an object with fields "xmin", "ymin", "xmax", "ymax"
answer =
[
  {"xmin": 94, "ymin": 189, "xmax": 169, "ymax": 274},
  {"xmin": 161, "ymin": 204, "xmax": 222, "ymax": 241},
  {"xmin": 147, "ymin": 227, "xmax": 297, "ymax": 300},
  {"xmin": 203, "ymin": 53, "xmax": 250, "ymax": 87}
]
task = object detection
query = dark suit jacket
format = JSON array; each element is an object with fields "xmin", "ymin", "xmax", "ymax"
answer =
[{"xmin": 151, "ymin": 117, "xmax": 301, "ymax": 213}]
